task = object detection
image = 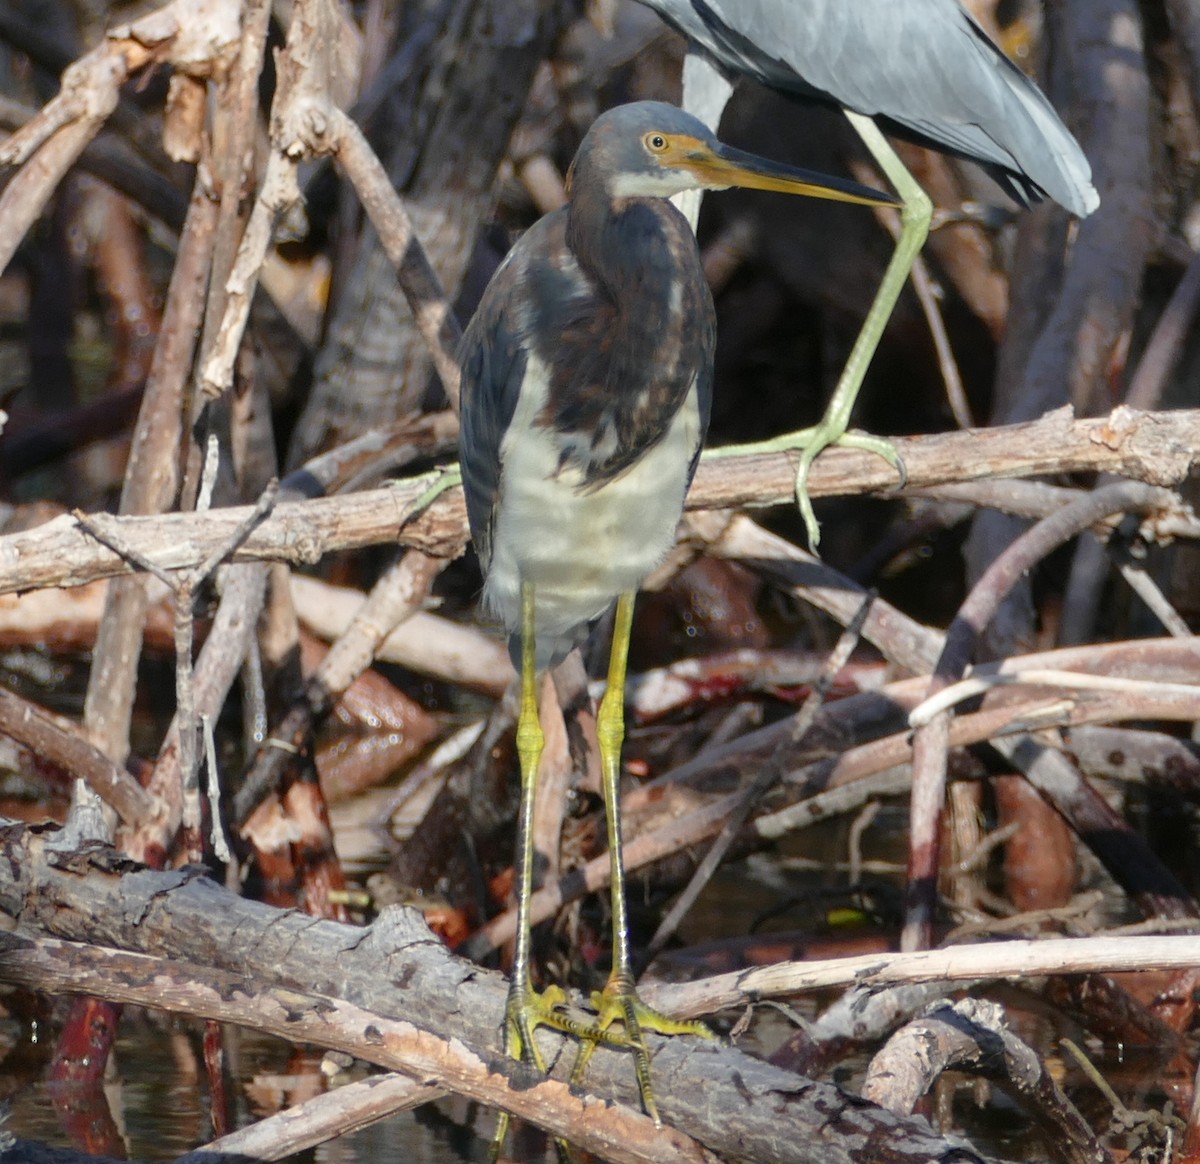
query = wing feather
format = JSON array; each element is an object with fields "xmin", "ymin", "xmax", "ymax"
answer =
[
  {"xmin": 650, "ymin": 0, "xmax": 1097, "ymax": 215},
  {"xmin": 458, "ymin": 244, "xmax": 534, "ymax": 573}
]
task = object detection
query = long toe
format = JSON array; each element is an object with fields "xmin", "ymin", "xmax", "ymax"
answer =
[
  {"xmin": 573, "ymin": 980, "xmax": 714, "ymax": 1125},
  {"xmin": 494, "ymin": 985, "xmax": 610, "ymax": 1162},
  {"xmin": 504, "ymin": 982, "xmax": 615, "ymax": 1071},
  {"xmin": 792, "ymin": 426, "xmax": 905, "ymax": 548}
]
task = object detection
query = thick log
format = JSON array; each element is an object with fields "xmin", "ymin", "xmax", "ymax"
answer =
[{"xmin": 0, "ymin": 822, "xmax": 995, "ymax": 1164}]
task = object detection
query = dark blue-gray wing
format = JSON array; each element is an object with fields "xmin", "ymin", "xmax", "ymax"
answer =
[
  {"xmin": 687, "ymin": 328, "xmax": 714, "ymax": 491},
  {"xmin": 650, "ymin": 0, "xmax": 1098, "ymax": 216},
  {"xmin": 458, "ymin": 259, "xmax": 530, "ymax": 574}
]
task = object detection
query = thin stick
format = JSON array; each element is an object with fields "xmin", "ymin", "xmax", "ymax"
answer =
[
  {"xmin": 639, "ymin": 593, "xmax": 874, "ymax": 971},
  {"xmin": 910, "ymin": 668, "xmax": 1200, "ymax": 727},
  {"xmin": 77, "ymin": 481, "xmax": 278, "ymax": 861},
  {"xmin": 1115, "ymin": 561, "xmax": 1193, "ymax": 638},
  {"xmin": 83, "ymin": 179, "xmax": 219, "ymax": 766},
  {"xmin": 644, "ymin": 934, "xmax": 1200, "ymax": 1021},
  {"xmin": 200, "ymin": 714, "xmax": 232, "ymax": 864}
]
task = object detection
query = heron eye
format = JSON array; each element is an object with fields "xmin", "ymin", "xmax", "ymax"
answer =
[{"xmin": 645, "ymin": 133, "xmax": 668, "ymax": 153}]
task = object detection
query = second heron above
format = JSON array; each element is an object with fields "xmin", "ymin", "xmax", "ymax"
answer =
[{"xmin": 634, "ymin": 0, "xmax": 1101, "ymax": 543}]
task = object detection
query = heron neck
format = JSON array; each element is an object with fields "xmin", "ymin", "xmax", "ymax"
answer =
[
  {"xmin": 548, "ymin": 183, "xmax": 711, "ymax": 485},
  {"xmin": 565, "ymin": 183, "xmax": 692, "ymax": 302}
]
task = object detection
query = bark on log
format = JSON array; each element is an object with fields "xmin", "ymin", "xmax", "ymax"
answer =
[{"xmin": 0, "ymin": 822, "xmax": 996, "ymax": 1164}]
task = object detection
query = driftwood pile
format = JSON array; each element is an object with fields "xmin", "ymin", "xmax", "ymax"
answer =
[{"xmin": 1, "ymin": 1, "xmax": 1200, "ymax": 1163}]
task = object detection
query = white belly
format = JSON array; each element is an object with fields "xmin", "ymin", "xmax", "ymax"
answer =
[{"xmin": 484, "ymin": 367, "xmax": 702, "ymax": 660}]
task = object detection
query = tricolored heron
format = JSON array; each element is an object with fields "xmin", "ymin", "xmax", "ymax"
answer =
[
  {"xmin": 459, "ymin": 100, "xmax": 895, "ymax": 1124},
  {"xmin": 633, "ymin": 0, "xmax": 1101, "ymax": 544}
]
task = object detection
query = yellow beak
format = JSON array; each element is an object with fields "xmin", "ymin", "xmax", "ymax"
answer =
[{"xmin": 674, "ymin": 137, "xmax": 898, "ymax": 207}]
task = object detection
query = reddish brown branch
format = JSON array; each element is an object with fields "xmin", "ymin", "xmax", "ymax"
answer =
[{"xmin": 905, "ymin": 482, "xmax": 1177, "ymax": 951}]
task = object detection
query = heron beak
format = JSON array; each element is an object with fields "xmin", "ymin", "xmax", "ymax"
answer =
[{"xmin": 678, "ymin": 139, "xmax": 898, "ymax": 207}]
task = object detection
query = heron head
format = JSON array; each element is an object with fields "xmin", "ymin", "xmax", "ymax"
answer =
[{"xmin": 566, "ymin": 100, "xmax": 898, "ymax": 208}]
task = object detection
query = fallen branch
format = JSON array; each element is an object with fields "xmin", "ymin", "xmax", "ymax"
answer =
[
  {"xmin": 0, "ymin": 822, "xmax": 993, "ymax": 1164},
  {"xmin": 172, "ymin": 1073, "xmax": 439, "ymax": 1164},
  {"xmin": 2, "ymin": 932, "xmax": 706, "ymax": 1164},
  {"xmin": 645, "ymin": 934, "xmax": 1200, "ymax": 1021},
  {"xmin": 862, "ymin": 999, "xmax": 1113, "ymax": 1164}
]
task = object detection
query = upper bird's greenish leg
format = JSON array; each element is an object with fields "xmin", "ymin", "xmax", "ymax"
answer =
[
  {"xmin": 717, "ymin": 111, "xmax": 931, "ymax": 548},
  {"xmin": 570, "ymin": 592, "xmax": 713, "ymax": 1124},
  {"xmin": 673, "ymin": 49, "xmax": 733, "ymax": 227}
]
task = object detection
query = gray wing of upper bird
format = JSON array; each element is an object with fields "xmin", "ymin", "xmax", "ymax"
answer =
[{"xmin": 639, "ymin": 0, "xmax": 1098, "ymax": 216}]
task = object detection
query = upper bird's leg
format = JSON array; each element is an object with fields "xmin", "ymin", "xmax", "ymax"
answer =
[
  {"xmin": 672, "ymin": 47, "xmax": 734, "ymax": 229},
  {"xmin": 571, "ymin": 592, "xmax": 712, "ymax": 1124},
  {"xmin": 672, "ymin": 46, "xmax": 920, "ymax": 548},
  {"xmin": 721, "ymin": 111, "xmax": 932, "ymax": 548}
]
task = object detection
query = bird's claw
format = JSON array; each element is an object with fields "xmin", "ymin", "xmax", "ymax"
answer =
[
  {"xmin": 492, "ymin": 983, "xmax": 612, "ymax": 1163},
  {"xmin": 570, "ymin": 978, "xmax": 714, "ymax": 1126},
  {"xmin": 835, "ymin": 429, "xmax": 907, "ymax": 486},
  {"xmin": 706, "ymin": 425, "xmax": 905, "ymax": 548},
  {"xmin": 502, "ymin": 982, "xmax": 615, "ymax": 1070},
  {"xmin": 788, "ymin": 426, "xmax": 906, "ymax": 549}
]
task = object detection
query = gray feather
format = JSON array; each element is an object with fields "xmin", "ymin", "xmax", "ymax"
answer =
[{"xmin": 640, "ymin": 0, "xmax": 1098, "ymax": 215}]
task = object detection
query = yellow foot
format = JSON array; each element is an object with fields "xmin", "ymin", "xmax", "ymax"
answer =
[
  {"xmin": 491, "ymin": 983, "xmax": 609, "ymax": 1162},
  {"xmin": 712, "ymin": 426, "xmax": 906, "ymax": 549},
  {"xmin": 505, "ymin": 982, "xmax": 616, "ymax": 1066},
  {"xmin": 571, "ymin": 979, "xmax": 714, "ymax": 1126}
]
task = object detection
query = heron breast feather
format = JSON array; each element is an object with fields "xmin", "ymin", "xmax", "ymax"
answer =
[{"xmin": 484, "ymin": 359, "xmax": 703, "ymax": 643}]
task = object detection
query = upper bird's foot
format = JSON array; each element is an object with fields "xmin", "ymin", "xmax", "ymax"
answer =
[
  {"xmin": 711, "ymin": 424, "xmax": 906, "ymax": 548},
  {"xmin": 570, "ymin": 976, "xmax": 714, "ymax": 1126},
  {"xmin": 790, "ymin": 426, "xmax": 906, "ymax": 549}
]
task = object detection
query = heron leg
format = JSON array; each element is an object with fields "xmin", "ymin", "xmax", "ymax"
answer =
[
  {"xmin": 494, "ymin": 582, "xmax": 607, "ymax": 1158},
  {"xmin": 720, "ymin": 111, "xmax": 931, "ymax": 548},
  {"xmin": 673, "ymin": 47, "xmax": 735, "ymax": 230},
  {"xmin": 570, "ymin": 592, "xmax": 713, "ymax": 1125}
]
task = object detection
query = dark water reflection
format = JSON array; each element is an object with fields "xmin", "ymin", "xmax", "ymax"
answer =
[
  {"xmin": 5, "ymin": 1019, "xmax": 489, "ymax": 1163},
  {"xmin": 3, "ymin": 807, "xmax": 1178, "ymax": 1163}
]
